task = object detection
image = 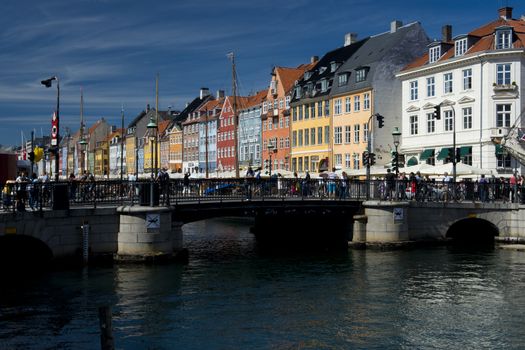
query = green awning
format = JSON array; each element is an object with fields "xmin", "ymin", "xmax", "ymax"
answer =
[
  {"xmin": 436, "ymin": 147, "xmax": 452, "ymax": 160},
  {"xmin": 459, "ymin": 146, "xmax": 471, "ymax": 156},
  {"xmin": 419, "ymin": 149, "xmax": 434, "ymax": 161},
  {"xmin": 406, "ymin": 157, "xmax": 418, "ymax": 166},
  {"xmin": 495, "ymin": 144, "xmax": 504, "ymax": 155}
]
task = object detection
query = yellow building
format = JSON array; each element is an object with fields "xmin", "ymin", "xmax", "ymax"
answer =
[
  {"xmin": 125, "ymin": 134, "xmax": 136, "ymax": 175},
  {"xmin": 290, "ymin": 100, "xmax": 332, "ymax": 173},
  {"xmin": 168, "ymin": 123, "xmax": 183, "ymax": 173},
  {"xmin": 94, "ymin": 139, "xmax": 109, "ymax": 177},
  {"xmin": 331, "ymin": 89, "xmax": 372, "ymax": 170}
]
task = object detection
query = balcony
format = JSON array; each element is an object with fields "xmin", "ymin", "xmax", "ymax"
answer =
[{"xmin": 492, "ymin": 82, "xmax": 519, "ymax": 99}]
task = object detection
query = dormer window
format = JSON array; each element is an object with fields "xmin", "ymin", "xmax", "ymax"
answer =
[
  {"xmin": 496, "ymin": 27, "xmax": 512, "ymax": 49},
  {"xmin": 355, "ymin": 68, "xmax": 367, "ymax": 83},
  {"xmin": 270, "ymin": 80, "xmax": 277, "ymax": 94},
  {"xmin": 304, "ymin": 72, "xmax": 312, "ymax": 80},
  {"xmin": 338, "ymin": 73, "xmax": 348, "ymax": 86},
  {"xmin": 429, "ymin": 45, "xmax": 441, "ymax": 63},
  {"xmin": 295, "ymin": 86, "xmax": 302, "ymax": 99},
  {"xmin": 455, "ymin": 37, "xmax": 468, "ymax": 56},
  {"xmin": 319, "ymin": 66, "xmax": 327, "ymax": 75},
  {"xmin": 320, "ymin": 79, "xmax": 328, "ymax": 92},
  {"xmin": 330, "ymin": 61, "xmax": 339, "ymax": 72}
]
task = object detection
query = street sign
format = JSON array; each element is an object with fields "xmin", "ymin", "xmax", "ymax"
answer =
[
  {"xmin": 51, "ymin": 111, "xmax": 58, "ymax": 146},
  {"xmin": 393, "ymin": 208, "xmax": 404, "ymax": 221},
  {"xmin": 146, "ymin": 213, "xmax": 160, "ymax": 229}
]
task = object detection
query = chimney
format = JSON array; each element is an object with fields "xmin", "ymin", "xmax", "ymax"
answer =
[
  {"xmin": 442, "ymin": 25, "xmax": 452, "ymax": 43},
  {"xmin": 111, "ymin": 125, "xmax": 116, "ymax": 133},
  {"xmin": 216, "ymin": 90, "xmax": 225, "ymax": 99},
  {"xmin": 310, "ymin": 56, "xmax": 319, "ymax": 64},
  {"xmin": 146, "ymin": 104, "xmax": 150, "ymax": 112},
  {"xmin": 200, "ymin": 87, "xmax": 210, "ymax": 100},
  {"xmin": 344, "ymin": 33, "xmax": 357, "ymax": 47},
  {"xmin": 391, "ymin": 20, "xmax": 403, "ymax": 33},
  {"xmin": 499, "ymin": 7, "xmax": 513, "ymax": 20}
]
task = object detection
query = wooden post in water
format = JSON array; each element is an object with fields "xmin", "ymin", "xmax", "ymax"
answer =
[{"xmin": 98, "ymin": 306, "xmax": 115, "ymax": 350}]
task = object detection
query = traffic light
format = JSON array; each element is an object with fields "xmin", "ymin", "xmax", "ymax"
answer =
[
  {"xmin": 455, "ymin": 147, "xmax": 461, "ymax": 163},
  {"xmin": 264, "ymin": 159, "xmax": 269, "ymax": 170},
  {"xmin": 432, "ymin": 105, "xmax": 441, "ymax": 120},
  {"xmin": 369, "ymin": 152, "xmax": 376, "ymax": 165},
  {"xmin": 376, "ymin": 114, "xmax": 385, "ymax": 128},
  {"xmin": 362, "ymin": 151, "xmax": 369, "ymax": 166},
  {"xmin": 391, "ymin": 151, "xmax": 398, "ymax": 173},
  {"xmin": 28, "ymin": 151, "xmax": 35, "ymax": 162},
  {"xmin": 448, "ymin": 148, "xmax": 454, "ymax": 160}
]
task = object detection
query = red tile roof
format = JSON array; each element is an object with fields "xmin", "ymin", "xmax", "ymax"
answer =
[{"xmin": 402, "ymin": 15, "xmax": 525, "ymax": 72}]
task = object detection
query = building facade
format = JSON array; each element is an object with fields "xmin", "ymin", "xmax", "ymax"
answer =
[{"xmin": 239, "ymin": 91, "xmax": 266, "ymax": 171}]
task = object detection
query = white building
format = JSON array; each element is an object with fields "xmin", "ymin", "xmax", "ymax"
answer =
[
  {"xmin": 397, "ymin": 7, "xmax": 524, "ymax": 174},
  {"xmin": 109, "ymin": 132, "xmax": 126, "ymax": 176}
]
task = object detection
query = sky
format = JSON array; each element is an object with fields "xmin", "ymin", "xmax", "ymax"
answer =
[{"xmin": 0, "ymin": 0, "xmax": 521, "ymax": 147}]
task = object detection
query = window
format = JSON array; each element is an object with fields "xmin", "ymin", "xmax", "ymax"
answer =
[
  {"xmin": 363, "ymin": 93, "xmax": 370, "ymax": 110},
  {"xmin": 334, "ymin": 127, "xmax": 342, "ymax": 144},
  {"xmin": 345, "ymin": 97, "xmax": 351, "ymax": 113},
  {"xmin": 427, "ymin": 113, "xmax": 435, "ymax": 133},
  {"xmin": 497, "ymin": 154, "xmax": 512, "ymax": 168},
  {"xmin": 304, "ymin": 156, "xmax": 309, "ymax": 171},
  {"xmin": 324, "ymin": 126, "xmax": 330, "ymax": 144},
  {"xmin": 310, "ymin": 103, "xmax": 315, "ymax": 118},
  {"xmin": 334, "ymin": 99, "xmax": 342, "ymax": 115},
  {"xmin": 310, "ymin": 128, "xmax": 315, "ymax": 145},
  {"xmin": 334, "ymin": 154, "xmax": 342, "ymax": 167},
  {"xmin": 410, "ymin": 80, "xmax": 418, "ymax": 100},
  {"xmin": 344, "ymin": 126, "xmax": 351, "ymax": 144},
  {"xmin": 353, "ymin": 124, "xmax": 360, "ymax": 143},
  {"xmin": 463, "ymin": 69, "xmax": 472, "ymax": 90},
  {"xmin": 285, "ymin": 96, "xmax": 291, "ymax": 109},
  {"xmin": 363, "ymin": 123, "xmax": 369, "ymax": 142},
  {"xmin": 354, "ymin": 96, "xmax": 360, "ymax": 112},
  {"xmin": 410, "ymin": 115, "xmax": 418, "ymax": 135},
  {"xmin": 496, "ymin": 63, "xmax": 511, "ymax": 85},
  {"xmin": 273, "ymin": 100, "xmax": 278, "ymax": 109},
  {"xmin": 267, "ymin": 119, "xmax": 272, "ymax": 130},
  {"xmin": 338, "ymin": 74, "xmax": 348, "ymax": 86},
  {"xmin": 496, "ymin": 104, "xmax": 511, "ymax": 127},
  {"xmin": 278, "ymin": 99, "xmax": 283, "ymax": 109},
  {"xmin": 463, "ymin": 107, "xmax": 472, "ymax": 129},
  {"xmin": 305, "ymin": 104, "xmax": 310, "ymax": 119},
  {"xmin": 292, "ymin": 131, "xmax": 297, "ymax": 147},
  {"xmin": 345, "ymin": 153, "xmax": 351, "ymax": 168},
  {"xmin": 356, "ymin": 69, "xmax": 366, "ymax": 82},
  {"xmin": 429, "ymin": 46, "xmax": 441, "ymax": 63},
  {"xmin": 292, "ymin": 107, "xmax": 297, "ymax": 122},
  {"xmin": 298, "ymin": 105, "xmax": 303, "ymax": 120},
  {"xmin": 324, "ymin": 100, "xmax": 330, "ymax": 116},
  {"xmin": 317, "ymin": 101, "xmax": 323, "ymax": 117},
  {"xmin": 443, "ymin": 72, "xmax": 453, "ymax": 94},
  {"xmin": 455, "ymin": 38, "xmax": 468, "ymax": 56},
  {"xmin": 353, "ymin": 153, "xmax": 360, "ymax": 169},
  {"xmin": 321, "ymin": 79, "xmax": 328, "ymax": 92},
  {"xmin": 298, "ymin": 157, "xmax": 303, "ymax": 172},
  {"xmin": 444, "ymin": 110, "xmax": 453, "ymax": 131},
  {"xmin": 298, "ymin": 130, "xmax": 303, "ymax": 146},
  {"xmin": 310, "ymin": 156, "xmax": 319, "ymax": 172},
  {"xmin": 427, "ymin": 77, "xmax": 436, "ymax": 97},
  {"xmin": 285, "ymin": 116, "xmax": 289, "ymax": 127},
  {"xmin": 263, "ymin": 102, "xmax": 268, "ymax": 113},
  {"xmin": 496, "ymin": 29, "xmax": 512, "ymax": 50},
  {"xmin": 318, "ymin": 127, "xmax": 323, "ymax": 144},
  {"xmin": 279, "ymin": 116, "xmax": 284, "ymax": 128},
  {"xmin": 292, "ymin": 158, "xmax": 297, "ymax": 172}
]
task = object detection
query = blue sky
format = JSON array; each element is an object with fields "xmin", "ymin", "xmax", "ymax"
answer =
[{"xmin": 0, "ymin": 0, "xmax": 521, "ymax": 146}]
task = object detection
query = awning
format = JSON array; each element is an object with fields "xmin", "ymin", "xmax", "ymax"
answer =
[
  {"xmin": 436, "ymin": 147, "xmax": 452, "ymax": 160},
  {"xmin": 406, "ymin": 157, "xmax": 418, "ymax": 166},
  {"xmin": 419, "ymin": 149, "xmax": 434, "ymax": 161},
  {"xmin": 459, "ymin": 146, "xmax": 471, "ymax": 156},
  {"xmin": 495, "ymin": 144, "xmax": 504, "ymax": 155}
]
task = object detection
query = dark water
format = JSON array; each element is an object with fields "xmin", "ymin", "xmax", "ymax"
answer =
[{"xmin": 1, "ymin": 218, "xmax": 525, "ymax": 350}]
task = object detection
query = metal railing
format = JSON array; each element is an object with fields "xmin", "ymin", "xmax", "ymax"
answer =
[{"xmin": 0, "ymin": 178, "xmax": 522, "ymax": 212}]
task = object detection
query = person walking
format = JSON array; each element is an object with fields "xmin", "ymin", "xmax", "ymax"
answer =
[
  {"xmin": 385, "ymin": 169, "xmax": 395, "ymax": 200},
  {"xmin": 244, "ymin": 167, "xmax": 254, "ymax": 200},
  {"xmin": 183, "ymin": 172, "xmax": 190, "ymax": 196}
]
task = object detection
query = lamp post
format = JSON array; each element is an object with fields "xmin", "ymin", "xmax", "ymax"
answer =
[
  {"xmin": 41, "ymin": 76, "xmax": 60, "ymax": 181},
  {"xmin": 267, "ymin": 141, "xmax": 276, "ymax": 177},
  {"xmin": 147, "ymin": 116, "xmax": 158, "ymax": 206},
  {"xmin": 392, "ymin": 127, "xmax": 401, "ymax": 177}
]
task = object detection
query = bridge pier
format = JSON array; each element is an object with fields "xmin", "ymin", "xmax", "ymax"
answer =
[
  {"xmin": 352, "ymin": 201, "xmax": 410, "ymax": 245},
  {"xmin": 116, "ymin": 206, "xmax": 184, "ymax": 262}
]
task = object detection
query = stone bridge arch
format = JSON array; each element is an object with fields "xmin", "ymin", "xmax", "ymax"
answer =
[
  {"xmin": 0, "ymin": 234, "xmax": 53, "ymax": 268},
  {"xmin": 446, "ymin": 218, "xmax": 499, "ymax": 243}
]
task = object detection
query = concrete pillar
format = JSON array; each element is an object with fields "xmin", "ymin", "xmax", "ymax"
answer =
[
  {"xmin": 363, "ymin": 201, "xmax": 409, "ymax": 243},
  {"xmin": 352, "ymin": 214, "xmax": 367, "ymax": 242},
  {"xmin": 116, "ymin": 206, "xmax": 181, "ymax": 262}
]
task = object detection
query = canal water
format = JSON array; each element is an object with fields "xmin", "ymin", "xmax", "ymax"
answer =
[{"xmin": 1, "ymin": 218, "xmax": 525, "ymax": 349}]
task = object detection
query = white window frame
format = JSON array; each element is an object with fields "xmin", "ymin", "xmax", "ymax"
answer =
[
  {"xmin": 427, "ymin": 77, "xmax": 435, "ymax": 97},
  {"xmin": 496, "ymin": 104, "xmax": 511, "ymax": 127},
  {"xmin": 363, "ymin": 123, "xmax": 368, "ymax": 143},
  {"xmin": 496, "ymin": 63, "xmax": 511, "ymax": 85},
  {"xmin": 363, "ymin": 93, "xmax": 370, "ymax": 110},
  {"xmin": 334, "ymin": 98, "xmax": 342, "ymax": 115},
  {"xmin": 353, "ymin": 124, "xmax": 360, "ymax": 143},
  {"xmin": 443, "ymin": 72, "xmax": 453, "ymax": 94},
  {"xmin": 334, "ymin": 127, "xmax": 342, "ymax": 145},
  {"xmin": 344, "ymin": 126, "xmax": 351, "ymax": 144},
  {"xmin": 496, "ymin": 29, "xmax": 512, "ymax": 50},
  {"xmin": 410, "ymin": 115, "xmax": 418, "ymax": 135},
  {"xmin": 426, "ymin": 112, "xmax": 435, "ymax": 133},
  {"xmin": 345, "ymin": 97, "xmax": 351, "ymax": 113},
  {"xmin": 429, "ymin": 46, "xmax": 441, "ymax": 63},
  {"xmin": 444, "ymin": 110, "xmax": 454, "ymax": 131},
  {"xmin": 410, "ymin": 80, "xmax": 418, "ymax": 101},
  {"xmin": 455, "ymin": 38, "xmax": 468, "ymax": 56},
  {"xmin": 463, "ymin": 107, "xmax": 472, "ymax": 129},
  {"xmin": 354, "ymin": 96, "xmax": 360, "ymax": 112},
  {"xmin": 463, "ymin": 68, "xmax": 472, "ymax": 90}
]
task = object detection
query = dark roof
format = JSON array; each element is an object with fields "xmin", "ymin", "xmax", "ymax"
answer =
[
  {"xmin": 291, "ymin": 37, "xmax": 368, "ymax": 102},
  {"xmin": 331, "ymin": 22, "xmax": 427, "ymax": 96},
  {"xmin": 173, "ymin": 96, "xmax": 211, "ymax": 125}
]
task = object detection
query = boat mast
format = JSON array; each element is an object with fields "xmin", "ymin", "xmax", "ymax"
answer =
[{"xmin": 228, "ymin": 52, "xmax": 240, "ymax": 178}]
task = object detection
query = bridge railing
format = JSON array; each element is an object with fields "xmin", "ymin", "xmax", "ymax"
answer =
[{"xmin": 0, "ymin": 178, "xmax": 521, "ymax": 212}]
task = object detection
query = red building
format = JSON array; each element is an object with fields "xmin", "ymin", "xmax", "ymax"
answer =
[{"xmin": 217, "ymin": 95, "xmax": 249, "ymax": 173}]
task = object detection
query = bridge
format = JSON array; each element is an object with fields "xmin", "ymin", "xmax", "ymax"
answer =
[{"xmin": 0, "ymin": 178, "xmax": 524, "ymax": 265}]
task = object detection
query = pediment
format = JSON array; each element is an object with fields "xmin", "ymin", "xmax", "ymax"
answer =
[
  {"xmin": 440, "ymin": 99, "xmax": 455, "ymax": 107},
  {"xmin": 406, "ymin": 105, "xmax": 420, "ymax": 112},
  {"xmin": 458, "ymin": 96, "xmax": 475, "ymax": 104},
  {"xmin": 422, "ymin": 102, "xmax": 437, "ymax": 110}
]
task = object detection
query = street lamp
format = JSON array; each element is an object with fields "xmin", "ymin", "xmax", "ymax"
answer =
[
  {"xmin": 392, "ymin": 127, "xmax": 401, "ymax": 176},
  {"xmin": 79, "ymin": 138, "xmax": 87, "ymax": 175},
  {"xmin": 267, "ymin": 141, "xmax": 276, "ymax": 177},
  {"xmin": 147, "ymin": 116, "xmax": 158, "ymax": 207},
  {"xmin": 41, "ymin": 76, "xmax": 60, "ymax": 181}
]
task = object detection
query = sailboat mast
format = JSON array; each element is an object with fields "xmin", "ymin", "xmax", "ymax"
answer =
[{"xmin": 229, "ymin": 52, "xmax": 240, "ymax": 178}]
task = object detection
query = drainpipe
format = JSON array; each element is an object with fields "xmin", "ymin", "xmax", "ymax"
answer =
[{"xmin": 478, "ymin": 55, "xmax": 484, "ymax": 169}]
